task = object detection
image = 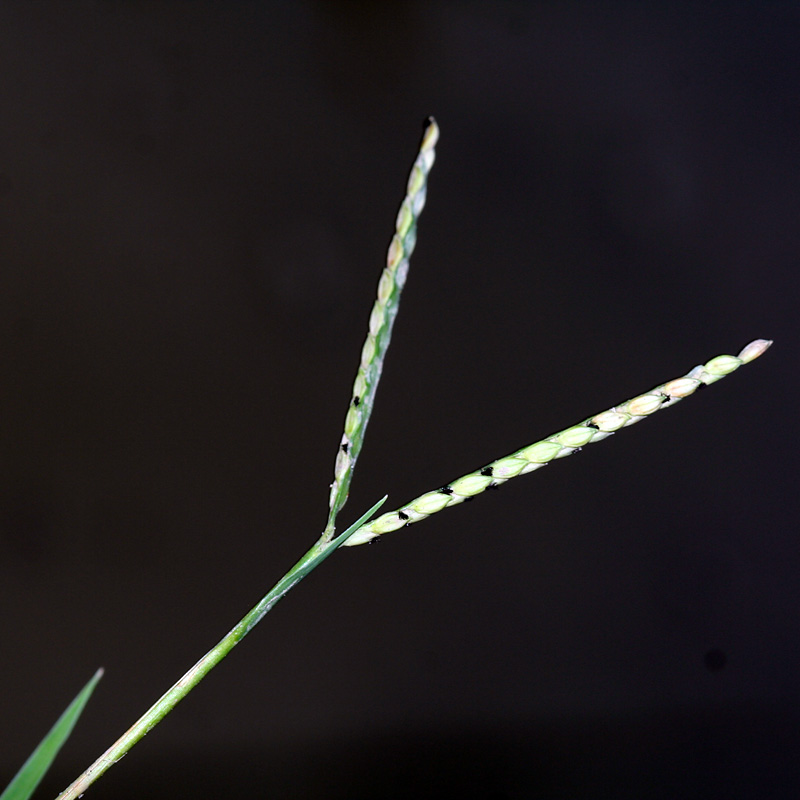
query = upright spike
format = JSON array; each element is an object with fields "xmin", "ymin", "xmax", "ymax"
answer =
[{"xmin": 323, "ymin": 118, "xmax": 440, "ymax": 541}]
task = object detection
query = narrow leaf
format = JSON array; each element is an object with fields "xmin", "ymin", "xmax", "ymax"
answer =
[{"xmin": 1, "ymin": 668, "xmax": 103, "ymax": 800}]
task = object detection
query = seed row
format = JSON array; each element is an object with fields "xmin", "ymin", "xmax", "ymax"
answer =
[
  {"xmin": 344, "ymin": 339, "xmax": 771, "ymax": 546},
  {"xmin": 325, "ymin": 118, "xmax": 440, "ymax": 538}
]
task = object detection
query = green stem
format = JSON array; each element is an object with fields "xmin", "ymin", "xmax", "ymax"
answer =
[{"xmin": 55, "ymin": 497, "xmax": 386, "ymax": 800}]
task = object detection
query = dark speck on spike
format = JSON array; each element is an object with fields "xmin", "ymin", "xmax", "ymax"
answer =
[
  {"xmin": 398, "ymin": 511, "xmax": 409, "ymax": 520},
  {"xmin": 340, "ymin": 443, "xmax": 349, "ymax": 453},
  {"xmin": 480, "ymin": 466, "xmax": 494, "ymax": 477},
  {"xmin": 586, "ymin": 420, "xmax": 599, "ymax": 430},
  {"xmin": 353, "ymin": 395, "xmax": 361, "ymax": 406},
  {"xmin": 439, "ymin": 486, "xmax": 453, "ymax": 495}
]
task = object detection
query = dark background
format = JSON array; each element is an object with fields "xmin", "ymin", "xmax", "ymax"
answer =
[{"xmin": 0, "ymin": 3, "xmax": 797, "ymax": 798}]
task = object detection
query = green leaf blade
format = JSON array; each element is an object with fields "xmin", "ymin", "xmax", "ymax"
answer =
[{"xmin": 1, "ymin": 668, "xmax": 103, "ymax": 800}]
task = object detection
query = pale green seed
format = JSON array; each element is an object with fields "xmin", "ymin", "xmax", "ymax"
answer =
[
  {"xmin": 591, "ymin": 410, "xmax": 629, "ymax": 431},
  {"xmin": 491, "ymin": 457, "xmax": 528, "ymax": 478},
  {"xmin": 420, "ymin": 118, "xmax": 440, "ymax": 150},
  {"xmin": 521, "ymin": 440, "xmax": 562, "ymax": 463},
  {"xmin": 407, "ymin": 165, "xmax": 424, "ymax": 196},
  {"xmin": 739, "ymin": 339, "xmax": 772, "ymax": 363},
  {"xmin": 411, "ymin": 491, "xmax": 452, "ymax": 515},
  {"xmin": 387, "ymin": 235, "xmax": 404, "ymax": 270},
  {"xmin": 360, "ymin": 336, "xmax": 376, "ymax": 367},
  {"xmin": 369, "ymin": 303, "xmax": 384, "ymax": 336},
  {"xmin": 396, "ymin": 199, "xmax": 413, "ymax": 238},
  {"xmin": 450, "ymin": 474, "xmax": 494, "ymax": 496},
  {"xmin": 662, "ymin": 377, "xmax": 700, "ymax": 398},
  {"xmin": 352, "ymin": 373, "xmax": 368, "ymax": 399},
  {"xmin": 369, "ymin": 513, "xmax": 408, "ymax": 535},
  {"xmin": 555, "ymin": 426, "xmax": 597, "ymax": 448},
  {"xmin": 334, "ymin": 449, "xmax": 350, "ymax": 481},
  {"xmin": 344, "ymin": 406, "xmax": 359, "ymax": 437},
  {"xmin": 625, "ymin": 394, "xmax": 665, "ymax": 416},
  {"xmin": 377, "ymin": 270, "xmax": 393, "ymax": 304},
  {"xmin": 345, "ymin": 527, "xmax": 379, "ymax": 546},
  {"xmin": 705, "ymin": 355, "xmax": 742, "ymax": 376}
]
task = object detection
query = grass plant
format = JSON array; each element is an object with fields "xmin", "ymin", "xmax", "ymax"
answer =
[{"xmin": 1, "ymin": 118, "xmax": 770, "ymax": 800}]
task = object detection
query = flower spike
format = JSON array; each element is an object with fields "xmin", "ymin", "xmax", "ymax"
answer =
[
  {"xmin": 323, "ymin": 118, "xmax": 439, "ymax": 541},
  {"xmin": 344, "ymin": 339, "xmax": 772, "ymax": 546}
]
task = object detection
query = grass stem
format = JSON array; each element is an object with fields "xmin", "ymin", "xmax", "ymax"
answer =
[{"xmin": 55, "ymin": 498, "xmax": 385, "ymax": 800}]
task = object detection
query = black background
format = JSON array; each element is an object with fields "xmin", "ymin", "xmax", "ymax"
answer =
[{"xmin": 1, "ymin": 3, "xmax": 797, "ymax": 798}]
